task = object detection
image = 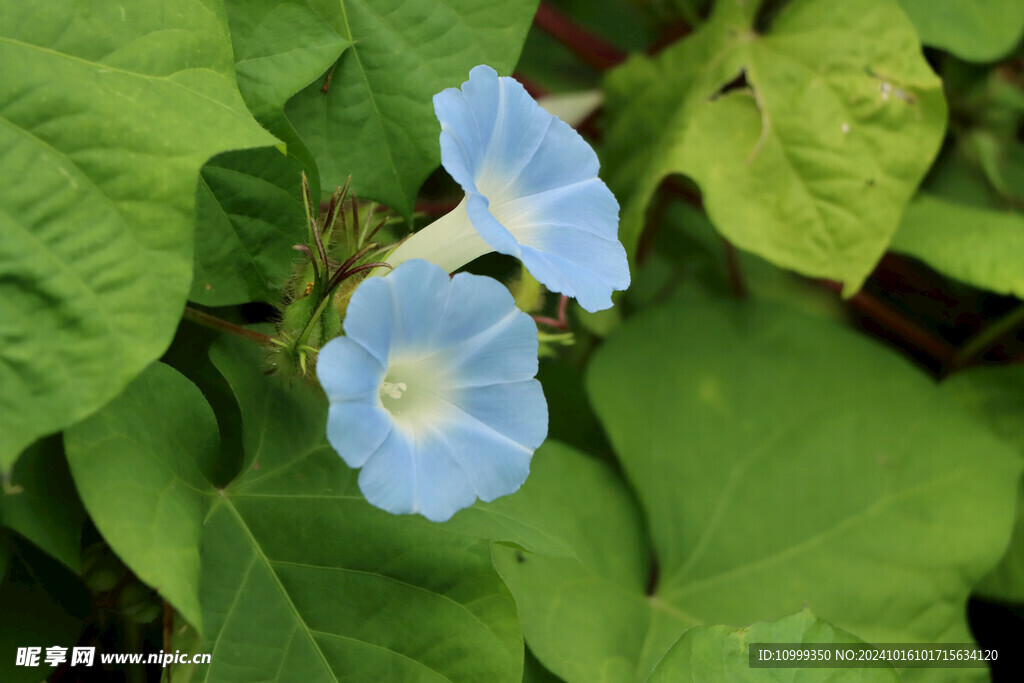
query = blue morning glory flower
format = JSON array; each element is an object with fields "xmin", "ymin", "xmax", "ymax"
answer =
[
  {"xmin": 387, "ymin": 65, "xmax": 630, "ymax": 313},
  {"xmin": 316, "ymin": 259, "xmax": 548, "ymax": 522}
]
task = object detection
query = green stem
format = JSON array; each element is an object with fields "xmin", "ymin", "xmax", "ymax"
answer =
[
  {"xmin": 182, "ymin": 307, "xmax": 274, "ymax": 346},
  {"xmin": 295, "ymin": 293, "xmax": 333, "ymax": 349},
  {"xmin": 301, "ymin": 171, "xmax": 316, "ymax": 247},
  {"xmin": 949, "ymin": 303, "xmax": 1024, "ymax": 372}
]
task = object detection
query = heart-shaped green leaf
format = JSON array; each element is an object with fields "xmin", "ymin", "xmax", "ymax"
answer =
[
  {"xmin": 603, "ymin": 0, "xmax": 946, "ymax": 294},
  {"xmin": 69, "ymin": 338, "xmax": 526, "ymax": 679},
  {"xmin": 494, "ymin": 299, "xmax": 1019, "ymax": 682}
]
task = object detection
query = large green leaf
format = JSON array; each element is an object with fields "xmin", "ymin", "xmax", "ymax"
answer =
[
  {"xmin": 941, "ymin": 366, "xmax": 1024, "ymax": 603},
  {"xmin": 199, "ymin": 336, "xmax": 524, "ymax": 682},
  {"xmin": 0, "ymin": 437, "xmax": 85, "ymax": 573},
  {"xmin": 648, "ymin": 610, "xmax": 898, "ymax": 682},
  {"xmin": 898, "ymin": 0, "xmax": 1024, "ymax": 63},
  {"xmin": 190, "ymin": 148, "xmax": 308, "ymax": 306},
  {"xmin": 285, "ymin": 0, "xmax": 539, "ymax": 215},
  {"xmin": 499, "ymin": 299, "xmax": 1023, "ymax": 682},
  {"xmin": 891, "ymin": 195, "xmax": 1024, "ymax": 297},
  {"xmin": 603, "ymin": 0, "xmax": 946, "ymax": 294},
  {"xmin": 0, "ymin": 0, "xmax": 277, "ymax": 469},
  {"xmin": 68, "ymin": 338, "xmax": 523, "ymax": 680},
  {"xmin": 65, "ymin": 362, "xmax": 219, "ymax": 629}
]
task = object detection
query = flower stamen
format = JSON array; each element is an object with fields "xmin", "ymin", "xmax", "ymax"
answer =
[{"xmin": 380, "ymin": 381, "xmax": 407, "ymax": 400}]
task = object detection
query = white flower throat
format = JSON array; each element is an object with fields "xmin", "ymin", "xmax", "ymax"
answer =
[{"xmin": 377, "ymin": 360, "xmax": 449, "ymax": 429}]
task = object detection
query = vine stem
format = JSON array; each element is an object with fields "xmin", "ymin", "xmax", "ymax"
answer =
[
  {"xmin": 533, "ymin": 1, "xmax": 625, "ymax": 70},
  {"xmin": 948, "ymin": 303, "xmax": 1024, "ymax": 373},
  {"xmin": 533, "ymin": 315, "xmax": 566, "ymax": 330},
  {"xmin": 182, "ymin": 307, "xmax": 275, "ymax": 346},
  {"xmin": 818, "ymin": 280, "xmax": 954, "ymax": 366}
]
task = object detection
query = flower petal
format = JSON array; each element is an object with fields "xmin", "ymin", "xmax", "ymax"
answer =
[
  {"xmin": 449, "ymin": 380, "xmax": 548, "ymax": 456},
  {"xmin": 316, "ymin": 338, "xmax": 392, "ymax": 468},
  {"xmin": 323, "ymin": 259, "xmax": 549, "ymax": 521},
  {"xmin": 340, "ymin": 276, "xmax": 394, "ymax": 367},
  {"xmin": 358, "ymin": 429, "xmax": 422, "ymax": 516},
  {"xmin": 325, "ymin": 402, "xmax": 392, "ymax": 469},
  {"xmin": 422, "ymin": 271, "xmax": 540, "ymax": 386},
  {"xmin": 366, "ymin": 378, "xmax": 546, "ymax": 522},
  {"xmin": 317, "ymin": 336, "xmax": 385, "ymax": 400},
  {"xmin": 472, "ymin": 178, "xmax": 628, "ymax": 313},
  {"xmin": 401, "ymin": 427, "xmax": 477, "ymax": 522},
  {"xmin": 433, "ymin": 65, "xmax": 630, "ymax": 312},
  {"xmin": 377, "ymin": 259, "xmax": 453, "ymax": 355}
]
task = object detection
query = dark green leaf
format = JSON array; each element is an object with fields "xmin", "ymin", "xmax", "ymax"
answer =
[
  {"xmin": 285, "ymin": 0, "xmax": 539, "ymax": 215},
  {"xmin": 208, "ymin": 335, "xmax": 326, "ymax": 475},
  {"xmin": 0, "ymin": 532, "xmax": 10, "ymax": 583},
  {"xmin": 224, "ymin": 0, "xmax": 351, "ymax": 123},
  {"xmin": 190, "ymin": 148, "xmax": 308, "ymax": 306},
  {"xmin": 223, "ymin": 0, "xmax": 351, "ymax": 190},
  {"xmin": 587, "ymin": 301, "xmax": 1019, "ymax": 646},
  {"xmin": 491, "ymin": 443, "xmax": 663, "ymax": 682}
]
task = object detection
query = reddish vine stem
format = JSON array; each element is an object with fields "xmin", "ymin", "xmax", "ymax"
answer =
[
  {"xmin": 818, "ymin": 281, "xmax": 954, "ymax": 366},
  {"xmin": 532, "ymin": 315, "xmax": 566, "ymax": 330},
  {"xmin": 533, "ymin": 1, "xmax": 626, "ymax": 70},
  {"xmin": 949, "ymin": 303, "xmax": 1024, "ymax": 372},
  {"xmin": 183, "ymin": 307, "xmax": 275, "ymax": 346},
  {"xmin": 415, "ymin": 198, "xmax": 460, "ymax": 216},
  {"xmin": 532, "ymin": 296, "xmax": 571, "ymax": 331},
  {"xmin": 321, "ymin": 65, "xmax": 335, "ymax": 93}
]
